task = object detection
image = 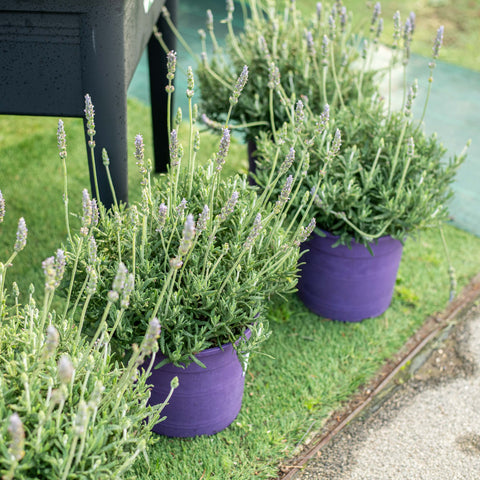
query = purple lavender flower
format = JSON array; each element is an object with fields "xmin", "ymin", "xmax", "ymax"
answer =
[
  {"xmin": 73, "ymin": 401, "xmax": 89, "ymax": 436},
  {"xmin": 392, "ymin": 11, "xmax": 401, "ymax": 49},
  {"xmin": 294, "ymin": 100, "xmax": 305, "ymax": 134},
  {"xmin": 294, "ymin": 218, "xmax": 316, "ymax": 246},
  {"xmin": 170, "ymin": 129, "xmax": 179, "ymax": 167},
  {"xmin": 280, "ymin": 147, "xmax": 295, "ymax": 174},
  {"xmin": 120, "ymin": 273, "xmax": 135, "ymax": 309},
  {"xmin": 206, "ymin": 9, "xmax": 214, "ymax": 30},
  {"xmin": 274, "ymin": 175, "xmax": 293, "ymax": 213},
  {"xmin": 218, "ymin": 191, "xmax": 239, "ymax": 222},
  {"xmin": 43, "ymin": 325, "xmax": 59, "ymax": 359},
  {"xmin": 0, "ymin": 190, "xmax": 5, "ymax": 223},
  {"xmin": 166, "ymin": 50, "xmax": 176, "ymax": 81},
  {"xmin": 55, "ymin": 249, "xmax": 66, "ymax": 287},
  {"xmin": 169, "ymin": 256, "xmax": 183, "ymax": 270},
  {"xmin": 57, "ymin": 119, "xmax": 67, "ymax": 160},
  {"xmin": 432, "ymin": 25, "xmax": 444, "ymax": 60},
  {"xmin": 88, "ymin": 236, "xmax": 97, "ymax": 266},
  {"xmin": 139, "ymin": 317, "xmax": 161, "ymax": 361},
  {"xmin": 340, "ymin": 6, "xmax": 347, "ymax": 33},
  {"xmin": 375, "ymin": 18, "xmax": 384, "ymax": 42},
  {"xmin": 258, "ymin": 36, "xmax": 271, "ymax": 61},
  {"xmin": 328, "ymin": 129, "xmax": 342, "ymax": 157},
  {"xmin": 215, "ymin": 128, "xmax": 231, "ymax": 172},
  {"xmin": 244, "ymin": 214, "xmax": 262, "ymax": 249},
  {"xmin": 371, "ymin": 2, "xmax": 381, "ymax": 30},
  {"xmin": 268, "ymin": 62, "xmax": 280, "ymax": 90},
  {"xmin": 306, "ymin": 31, "xmax": 316, "ymax": 56},
  {"xmin": 58, "ymin": 355, "xmax": 74, "ymax": 384},
  {"xmin": 187, "ymin": 66, "xmax": 195, "ymax": 98},
  {"xmin": 197, "ymin": 205, "xmax": 210, "ymax": 234},
  {"xmin": 403, "ymin": 85, "xmax": 414, "ymax": 117},
  {"xmin": 135, "ymin": 134, "xmax": 146, "ymax": 174},
  {"xmin": 80, "ymin": 189, "xmax": 92, "ymax": 236},
  {"xmin": 156, "ymin": 203, "xmax": 167, "ymax": 232},
  {"xmin": 14, "ymin": 217, "xmax": 27, "ymax": 252},
  {"xmin": 316, "ymin": 2, "xmax": 322, "ymax": 22},
  {"xmin": 43, "ymin": 256, "xmax": 56, "ymax": 291},
  {"xmin": 317, "ymin": 104, "xmax": 330, "ymax": 134},
  {"xmin": 301, "ymin": 152, "xmax": 310, "ymax": 176},
  {"xmin": 328, "ymin": 15, "xmax": 336, "ymax": 41},
  {"xmin": 407, "ymin": 136, "xmax": 415, "ymax": 158},
  {"xmin": 194, "ymin": 130, "xmax": 201, "ymax": 152},
  {"xmin": 86, "ymin": 266, "xmax": 98, "ymax": 295},
  {"xmin": 226, "ymin": 0, "xmax": 234, "ymax": 14},
  {"xmin": 7, "ymin": 413, "xmax": 25, "ymax": 461},
  {"xmin": 176, "ymin": 198, "xmax": 187, "ymax": 217},
  {"xmin": 409, "ymin": 11, "xmax": 416, "ymax": 34},
  {"xmin": 84, "ymin": 94, "xmax": 95, "ymax": 147},
  {"xmin": 229, "ymin": 66, "xmax": 248, "ymax": 106},
  {"xmin": 178, "ymin": 214, "xmax": 196, "ymax": 256},
  {"xmin": 321, "ymin": 34, "xmax": 329, "ymax": 65},
  {"xmin": 91, "ymin": 198, "xmax": 99, "ymax": 227},
  {"xmin": 108, "ymin": 262, "xmax": 127, "ymax": 302}
]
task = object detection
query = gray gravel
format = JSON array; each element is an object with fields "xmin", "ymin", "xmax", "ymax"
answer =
[{"xmin": 294, "ymin": 304, "xmax": 480, "ymax": 480}]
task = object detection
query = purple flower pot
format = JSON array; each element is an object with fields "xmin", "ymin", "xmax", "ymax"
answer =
[
  {"xmin": 297, "ymin": 232, "xmax": 403, "ymax": 322},
  {"xmin": 147, "ymin": 332, "xmax": 249, "ymax": 437}
]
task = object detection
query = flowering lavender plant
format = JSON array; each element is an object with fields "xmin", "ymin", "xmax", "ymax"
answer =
[
  {"xmin": 188, "ymin": 0, "xmax": 382, "ymax": 141},
  {"xmin": 0, "ymin": 195, "xmax": 176, "ymax": 480},
  {"xmin": 62, "ymin": 57, "xmax": 313, "ymax": 367},
  {"xmin": 253, "ymin": 23, "xmax": 467, "ymax": 260}
]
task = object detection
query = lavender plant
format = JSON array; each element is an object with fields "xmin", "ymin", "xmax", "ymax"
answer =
[
  {"xmin": 187, "ymin": 0, "xmax": 383, "ymax": 141},
  {"xmin": 253, "ymin": 25, "xmax": 468, "ymax": 254},
  {"xmin": 0, "ymin": 194, "xmax": 176, "ymax": 480},
  {"xmin": 63, "ymin": 57, "xmax": 314, "ymax": 368}
]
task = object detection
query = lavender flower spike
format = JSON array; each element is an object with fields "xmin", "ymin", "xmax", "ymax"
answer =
[
  {"xmin": 84, "ymin": 94, "xmax": 95, "ymax": 146},
  {"xmin": 306, "ymin": 31, "xmax": 316, "ymax": 56},
  {"xmin": 43, "ymin": 256, "xmax": 56, "ymax": 291},
  {"xmin": 0, "ymin": 190, "xmax": 5, "ymax": 223},
  {"xmin": 7, "ymin": 413, "xmax": 25, "ymax": 461},
  {"xmin": 317, "ymin": 103, "xmax": 330, "ymax": 134},
  {"xmin": 58, "ymin": 355, "xmax": 74, "ymax": 385},
  {"xmin": 274, "ymin": 175, "xmax": 294, "ymax": 214},
  {"xmin": 14, "ymin": 217, "xmax": 27, "ymax": 252},
  {"xmin": 166, "ymin": 50, "xmax": 177, "ymax": 81},
  {"xmin": 108, "ymin": 262, "xmax": 128, "ymax": 303},
  {"xmin": 218, "ymin": 191, "xmax": 239, "ymax": 222},
  {"xmin": 170, "ymin": 129, "xmax": 179, "ymax": 167},
  {"xmin": 55, "ymin": 249, "xmax": 66, "ymax": 287},
  {"xmin": 197, "ymin": 205, "xmax": 210, "ymax": 233},
  {"xmin": 178, "ymin": 214, "xmax": 196, "ymax": 256},
  {"xmin": 432, "ymin": 25, "xmax": 444, "ymax": 60},
  {"xmin": 121, "ymin": 273, "xmax": 135, "ymax": 309},
  {"xmin": 57, "ymin": 119, "xmax": 67, "ymax": 160},
  {"xmin": 140, "ymin": 317, "xmax": 161, "ymax": 361},
  {"xmin": 157, "ymin": 203, "xmax": 167, "ymax": 232},
  {"xmin": 80, "ymin": 189, "xmax": 92, "ymax": 236},
  {"xmin": 280, "ymin": 147, "xmax": 295, "ymax": 174},
  {"xmin": 215, "ymin": 128, "xmax": 231, "ymax": 172},
  {"xmin": 244, "ymin": 214, "xmax": 262, "ymax": 249},
  {"xmin": 229, "ymin": 65, "xmax": 248, "ymax": 106},
  {"xmin": 135, "ymin": 134, "xmax": 146, "ymax": 174}
]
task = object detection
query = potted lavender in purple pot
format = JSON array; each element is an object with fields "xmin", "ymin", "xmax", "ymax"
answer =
[
  {"xmin": 62, "ymin": 56, "xmax": 315, "ymax": 437},
  {"xmin": 252, "ymin": 24, "xmax": 468, "ymax": 322}
]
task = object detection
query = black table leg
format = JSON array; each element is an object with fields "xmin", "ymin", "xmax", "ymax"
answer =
[{"xmin": 148, "ymin": 0, "xmax": 177, "ymax": 173}]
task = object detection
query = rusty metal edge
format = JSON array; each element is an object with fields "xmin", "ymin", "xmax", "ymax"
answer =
[{"xmin": 278, "ymin": 273, "xmax": 480, "ymax": 480}]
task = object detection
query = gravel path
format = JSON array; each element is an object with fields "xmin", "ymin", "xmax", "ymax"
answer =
[{"xmin": 294, "ymin": 304, "xmax": 480, "ymax": 480}]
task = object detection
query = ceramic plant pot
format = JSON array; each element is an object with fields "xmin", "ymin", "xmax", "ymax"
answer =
[
  {"xmin": 297, "ymin": 231, "xmax": 403, "ymax": 322},
  {"xmin": 147, "ymin": 331, "xmax": 250, "ymax": 437}
]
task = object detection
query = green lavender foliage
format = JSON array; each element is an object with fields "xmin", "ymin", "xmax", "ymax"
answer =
[
  {"xmin": 0, "ymin": 200, "xmax": 175, "ymax": 480},
  {"xmin": 195, "ymin": 0, "xmax": 379, "ymax": 140},
  {"xmin": 253, "ymin": 94, "xmax": 467, "ymax": 249},
  {"xmin": 63, "ymin": 69, "xmax": 310, "ymax": 368}
]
